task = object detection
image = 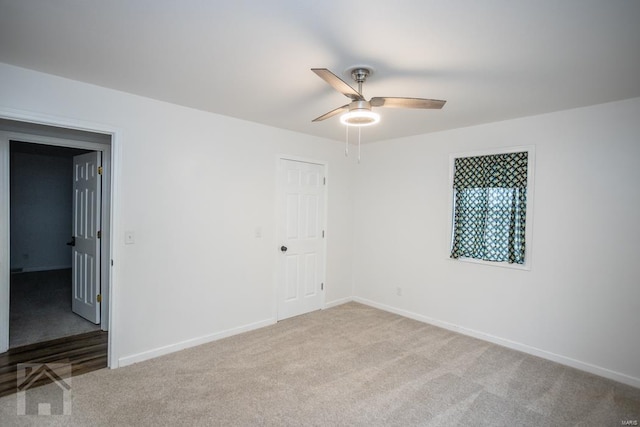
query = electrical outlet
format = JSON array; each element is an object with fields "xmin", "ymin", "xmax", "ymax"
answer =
[{"xmin": 396, "ymin": 287, "xmax": 402, "ymax": 296}]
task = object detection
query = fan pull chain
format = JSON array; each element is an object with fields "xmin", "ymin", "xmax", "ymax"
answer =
[
  {"xmin": 345, "ymin": 125, "xmax": 349, "ymax": 156},
  {"xmin": 358, "ymin": 127, "xmax": 361, "ymax": 163}
]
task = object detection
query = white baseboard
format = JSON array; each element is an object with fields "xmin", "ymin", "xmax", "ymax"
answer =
[
  {"xmin": 353, "ymin": 297, "xmax": 640, "ymax": 389},
  {"xmin": 118, "ymin": 318, "xmax": 276, "ymax": 367},
  {"xmin": 324, "ymin": 296, "xmax": 353, "ymax": 309}
]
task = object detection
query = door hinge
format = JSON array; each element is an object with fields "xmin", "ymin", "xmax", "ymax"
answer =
[
  {"xmin": 321, "ymin": 283, "xmax": 324, "ymax": 291},
  {"xmin": 323, "ymin": 177, "xmax": 326, "ymax": 185},
  {"xmin": 97, "ymin": 230, "xmax": 101, "ymax": 239},
  {"xmin": 98, "ymin": 166, "xmax": 103, "ymax": 175},
  {"xmin": 322, "ymin": 230, "xmax": 325, "ymax": 238},
  {"xmin": 97, "ymin": 294, "xmax": 102, "ymax": 303}
]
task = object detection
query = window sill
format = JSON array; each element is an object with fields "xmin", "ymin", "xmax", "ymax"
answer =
[{"xmin": 448, "ymin": 256, "xmax": 531, "ymax": 271}]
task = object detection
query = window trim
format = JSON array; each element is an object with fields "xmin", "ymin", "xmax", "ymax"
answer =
[{"xmin": 447, "ymin": 145, "xmax": 535, "ymax": 271}]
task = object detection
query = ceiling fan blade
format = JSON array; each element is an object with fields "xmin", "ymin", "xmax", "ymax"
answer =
[
  {"xmin": 370, "ymin": 97, "xmax": 446, "ymax": 109},
  {"xmin": 312, "ymin": 104, "xmax": 350, "ymax": 122},
  {"xmin": 312, "ymin": 68, "xmax": 364, "ymax": 101}
]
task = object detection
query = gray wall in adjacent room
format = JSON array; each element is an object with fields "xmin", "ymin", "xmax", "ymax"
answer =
[{"xmin": 10, "ymin": 144, "xmax": 76, "ymax": 272}]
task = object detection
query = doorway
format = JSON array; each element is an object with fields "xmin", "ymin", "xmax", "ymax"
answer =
[
  {"xmin": 9, "ymin": 142, "xmax": 100, "ymax": 348},
  {"xmin": 0, "ymin": 119, "xmax": 113, "ymax": 362}
]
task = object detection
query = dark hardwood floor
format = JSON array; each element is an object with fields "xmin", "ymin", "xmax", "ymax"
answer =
[{"xmin": 0, "ymin": 330, "xmax": 107, "ymax": 398}]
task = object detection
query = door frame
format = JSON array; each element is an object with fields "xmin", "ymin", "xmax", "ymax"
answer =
[
  {"xmin": 274, "ymin": 155, "xmax": 329, "ymax": 321},
  {"xmin": 0, "ymin": 111, "xmax": 120, "ymax": 368}
]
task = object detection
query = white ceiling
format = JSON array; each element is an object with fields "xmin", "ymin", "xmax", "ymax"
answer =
[{"xmin": 1, "ymin": 0, "xmax": 639, "ymax": 143}]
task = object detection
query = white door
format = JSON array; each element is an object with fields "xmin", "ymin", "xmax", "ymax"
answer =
[
  {"xmin": 71, "ymin": 152, "xmax": 101, "ymax": 324},
  {"xmin": 277, "ymin": 159, "xmax": 326, "ymax": 320}
]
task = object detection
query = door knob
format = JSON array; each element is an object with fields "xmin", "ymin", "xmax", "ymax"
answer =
[
  {"xmin": 66, "ymin": 236, "xmax": 76, "ymax": 247},
  {"xmin": 280, "ymin": 246, "xmax": 288, "ymax": 252}
]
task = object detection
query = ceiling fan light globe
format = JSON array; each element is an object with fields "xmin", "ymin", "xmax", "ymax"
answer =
[{"xmin": 340, "ymin": 110, "xmax": 380, "ymax": 127}]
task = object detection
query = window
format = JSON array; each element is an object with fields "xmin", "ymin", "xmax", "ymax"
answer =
[{"xmin": 450, "ymin": 148, "xmax": 533, "ymax": 268}]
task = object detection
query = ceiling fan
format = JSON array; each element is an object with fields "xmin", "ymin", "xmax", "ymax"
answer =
[{"xmin": 311, "ymin": 67, "xmax": 446, "ymax": 126}]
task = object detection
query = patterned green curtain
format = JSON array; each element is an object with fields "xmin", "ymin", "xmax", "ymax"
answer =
[{"xmin": 450, "ymin": 152, "xmax": 528, "ymax": 264}]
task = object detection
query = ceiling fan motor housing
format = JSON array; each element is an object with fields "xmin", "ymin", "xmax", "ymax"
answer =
[{"xmin": 350, "ymin": 68, "xmax": 370, "ymax": 84}]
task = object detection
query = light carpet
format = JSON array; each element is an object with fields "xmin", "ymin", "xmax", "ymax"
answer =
[{"xmin": 1, "ymin": 302, "xmax": 639, "ymax": 426}]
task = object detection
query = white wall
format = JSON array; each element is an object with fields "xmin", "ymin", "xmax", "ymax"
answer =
[
  {"xmin": 0, "ymin": 63, "xmax": 355, "ymax": 365},
  {"xmin": 352, "ymin": 97, "xmax": 640, "ymax": 387},
  {"xmin": 10, "ymin": 150, "xmax": 72, "ymax": 272}
]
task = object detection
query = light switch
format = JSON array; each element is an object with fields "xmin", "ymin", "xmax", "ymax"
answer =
[
  {"xmin": 255, "ymin": 226, "xmax": 262, "ymax": 238},
  {"xmin": 125, "ymin": 231, "xmax": 135, "ymax": 244}
]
